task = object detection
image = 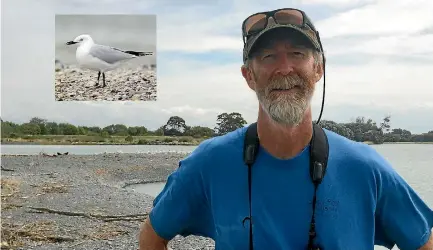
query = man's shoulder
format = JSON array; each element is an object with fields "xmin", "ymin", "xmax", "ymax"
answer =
[
  {"xmin": 323, "ymin": 128, "xmax": 391, "ymax": 171},
  {"xmin": 182, "ymin": 126, "xmax": 247, "ymax": 164}
]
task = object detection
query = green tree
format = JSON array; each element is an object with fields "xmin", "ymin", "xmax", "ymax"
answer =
[
  {"xmin": 85, "ymin": 126, "xmax": 102, "ymax": 135},
  {"xmin": 59, "ymin": 123, "xmax": 78, "ymax": 135},
  {"xmin": 390, "ymin": 128, "xmax": 412, "ymax": 142},
  {"xmin": 153, "ymin": 126, "xmax": 165, "ymax": 136},
  {"xmin": 185, "ymin": 126, "xmax": 215, "ymax": 138},
  {"xmin": 29, "ymin": 117, "xmax": 48, "ymax": 135},
  {"xmin": 1, "ymin": 120, "xmax": 20, "ymax": 137},
  {"xmin": 76, "ymin": 126, "xmax": 88, "ymax": 135},
  {"xmin": 214, "ymin": 112, "xmax": 247, "ymax": 135},
  {"xmin": 380, "ymin": 115, "xmax": 391, "ymax": 133},
  {"xmin": 163, "ymin": 116, "xmax": 187, "ymax": 136},
  {"xmin": 20, "ymin": 123, "xmax": 41, "ymax": 135},
  {"xmin": 102, "ymin": 124, "xmax": 129, "ymax": 136},
  {"xmin": 128, "ymin": 126, "xmax": 148, "ymax": 136},
  {"xmin": 318, "ymin": 120, "xmax": 354, "ymax": 140},
  {"xmin": 45, "ymin": 122, "xmax": 60, "ymax": 135}
]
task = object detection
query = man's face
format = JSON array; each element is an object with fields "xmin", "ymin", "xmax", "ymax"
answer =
[{"xmin": 242, "ymin": 30, "xmax": 322, "ymax": 126}]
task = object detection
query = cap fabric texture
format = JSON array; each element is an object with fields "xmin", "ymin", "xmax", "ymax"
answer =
[{"xmin": 243, "ymin": 17, "xmax": 321, "ymax": 63}]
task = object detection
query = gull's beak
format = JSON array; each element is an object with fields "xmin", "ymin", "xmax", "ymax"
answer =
[{"xmin": 66, "ymin": 41, "xmax": 77, "ymax": 45}]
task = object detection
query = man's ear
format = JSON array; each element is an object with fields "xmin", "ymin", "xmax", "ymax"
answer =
[
  {"xmin": 314, "ymin": 58, "xmax": 324, "ymax": 82},
  {"xmin": 241, "ymin": 65, "xmax": 256, "ymax": 91}
]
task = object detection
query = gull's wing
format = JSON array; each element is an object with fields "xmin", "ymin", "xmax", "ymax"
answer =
[{"xmin": 88, "ymin": 44, "xmax": 136, "ymax": 64}]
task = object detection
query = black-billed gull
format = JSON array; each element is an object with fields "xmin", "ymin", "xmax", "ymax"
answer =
[{"xmin": 66, "ymin": 34, "xmax": 153, "ymax": 87}]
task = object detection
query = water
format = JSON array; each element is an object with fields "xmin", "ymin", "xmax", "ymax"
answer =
[
  {"xmin": 2, "ymin": 144, "xmax": 432, "ymax": 249},
  {"xmin": 0, "ymin": 144, "xmax": 197, "ymax": 155},
  {"xmin": 124, "ymin": 182, "xmax": 166, "ymax": 197}
]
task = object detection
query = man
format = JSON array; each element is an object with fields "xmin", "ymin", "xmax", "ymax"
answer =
[{"xmin": 139, "ymin": 8, "xmax": 433, "ymax": 250}]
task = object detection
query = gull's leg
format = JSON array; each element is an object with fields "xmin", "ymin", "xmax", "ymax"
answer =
[
  {"xmin": 102, "ymin": 72, "xmax": 106, "ymax": 87},
  {"xmin": 96, "ymin": 71, "xmax": 101, "ymax": 86}
]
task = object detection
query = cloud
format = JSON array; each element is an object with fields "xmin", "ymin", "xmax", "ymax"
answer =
[
  {"xmin": 298, "ymin": 0, "xmax": 376, "ymax": 8},
  {"xmin": 329, "ymin": 34, "xmax": 433, "ymax": 57},
  {"xmin": 321, "ymin": 59, "xmax": 433, "ymax": 107},
  {"xmin": 1, "ymin": 0, "xmax": 433, "ymax": 135},
  {"xmin": 161, "ymin": 105, "xmax": 226, "ymax": 116},
  {"xmin": 316, "ymin": 0, "xmax": 433, "ymax": 38}
]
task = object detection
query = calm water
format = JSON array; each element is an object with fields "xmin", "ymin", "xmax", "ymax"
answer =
[
  {"xmin": 0, "ymin": 144, "xmax": 197, "ymax": 155},
  {"xmin": 125, "ymin": 182, "xmax": 166, "ymax": 197},
  {"xmin": 2, "ymin": 144, "xmax": 432, "ymax": 249}
]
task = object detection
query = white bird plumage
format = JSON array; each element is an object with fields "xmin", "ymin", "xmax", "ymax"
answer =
[{"xmin": 66, "ymin": 34, "xmax": 153, "ymax": 87}]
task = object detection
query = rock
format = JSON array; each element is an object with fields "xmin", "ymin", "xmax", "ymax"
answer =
[{"xmin": 55, "ymin": 66, "xmax": 157, "ymax": 101}]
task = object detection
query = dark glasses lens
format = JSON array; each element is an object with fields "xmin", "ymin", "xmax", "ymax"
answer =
[
  {"xmin": 244, "ymin": 13, "xmax": 267, "ymax": 34},
  {"xmin": 275, "ymin": 9, "xmax": 303, "ymax": 26},
  {"xmin": 244, "ymin": 9, "xmax": 304, "ymax": 35}
]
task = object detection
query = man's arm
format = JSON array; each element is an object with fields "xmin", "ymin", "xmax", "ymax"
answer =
[
  {"xmin": 139, "ymin": 217, "xmax": 169, "ymax": 250},
  {"xmin": 370, "ymin": 148, "xmax": 433, "ymax": 250},
  {"xmin": 138, "ymin": 140, "xmax": 213, "ymax": 250},
  {"xmin": 419, "ymin": 231, "xmax": 433, "ymax": 250}
]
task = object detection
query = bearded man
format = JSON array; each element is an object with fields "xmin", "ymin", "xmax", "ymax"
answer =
[{"xmin": 139, "ymin": 8, "xmax": 433, "ymax": 250}]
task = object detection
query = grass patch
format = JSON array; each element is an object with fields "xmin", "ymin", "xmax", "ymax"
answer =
[
  {"xmin": 1, "ymin": 220, "xmax": 74, "ymax": 248},
  {"xmin": 84, "ymin": 223, "xmax": 128, "ymax": 240},
  {"xmin": 38, "ymin": 181, "xmax": 70, "ymax": 194},
  {"xmin": 1, "ymin": 178, "xmax": 21, "ymax": 203}
]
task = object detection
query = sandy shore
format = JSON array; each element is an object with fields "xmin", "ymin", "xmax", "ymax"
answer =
[
  {"xmin": 1, "ymin": 153, "xmax": 215, "ymax": 250},
  {"xmin": 54, "ymin": 67, "xmax": 157, "ymax": 101}
]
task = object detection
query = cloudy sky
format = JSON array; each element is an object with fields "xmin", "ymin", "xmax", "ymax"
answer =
[
  {"xmin": 55, "ymin": 14, "xmax": 156, "ymax": 67},
  {"xmin": 1, "ymin": 0, "xmax": 433, "ymax": 133}
]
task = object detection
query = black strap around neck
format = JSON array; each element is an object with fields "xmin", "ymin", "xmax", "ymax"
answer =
[{"xmin": 242, "ymin": 122, "xmax": 329, "ymax": 250}]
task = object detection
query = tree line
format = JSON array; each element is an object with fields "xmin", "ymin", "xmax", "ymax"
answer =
[{"xmin": 1, "ymin": 114, "xmax": 432, "ymax": 144}]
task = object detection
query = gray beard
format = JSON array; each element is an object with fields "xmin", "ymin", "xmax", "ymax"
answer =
[{"xmin": 255, "ymin": 75, "xmax": 313, "ymax": 126}]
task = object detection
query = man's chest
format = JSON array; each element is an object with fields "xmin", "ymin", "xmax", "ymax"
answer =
[{"xmin": 205, "ymin": 163, "xmax": 376, "ymax": 250}]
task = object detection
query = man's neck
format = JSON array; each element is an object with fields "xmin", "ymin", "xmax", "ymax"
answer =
[{"xmin": 257, "ymin": 107, "xmax": 313, "ymax": 159}]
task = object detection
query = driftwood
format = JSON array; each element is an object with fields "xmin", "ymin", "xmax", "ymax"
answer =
[
  {"xmin": 2, "ymin": 228, "xmax": 76, "ymax": 242},
  {"xmin": 1, "ymin": 222, "xmax": 77, "ymax": 247},
  {"xmin": 6, "ymin": 229, "xmax": 76, "ymax": 242},
  {"xmin": 26, "ymin": 206, "xmax": 148, "ymax": 222},
  {"xmin": 1, "ymin": 166, "xmax": 14, "ymax": 172}
]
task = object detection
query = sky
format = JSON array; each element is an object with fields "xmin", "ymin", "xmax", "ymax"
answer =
[
  {"xmin": 1, "ymin": 0, "xmax": 433, "ymax": 134},
  {"xmin": 55, "ymin": 14, "xmax": 156, "ymax": 67}
]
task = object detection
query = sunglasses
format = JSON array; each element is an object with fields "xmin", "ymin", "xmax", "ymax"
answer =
[{"xmin": 241, "ymin": 8, "xmax": 318, "ymax": 44}]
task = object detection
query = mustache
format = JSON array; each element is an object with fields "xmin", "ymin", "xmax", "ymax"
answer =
[{"xmin": 265, "ymin": 74, "xmax": 303, "ymax": 93}]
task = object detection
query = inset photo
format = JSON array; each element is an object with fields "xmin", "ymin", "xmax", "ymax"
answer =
[{"xmin": 55, "ymin": 14, "xmax": 157, "ymax": 101}]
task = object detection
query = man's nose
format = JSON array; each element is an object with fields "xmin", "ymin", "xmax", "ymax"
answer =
[{"xmin": 275, "ymin": 54, "xmax": 295, "ymax": 75}]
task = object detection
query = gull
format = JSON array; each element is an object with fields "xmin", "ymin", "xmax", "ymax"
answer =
[{"xmin": 66, "ymin": 34, "xmax": 153, "ymax": 87}]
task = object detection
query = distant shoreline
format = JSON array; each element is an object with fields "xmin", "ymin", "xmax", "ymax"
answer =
[
  {"xmin": 1, "ymin": 135, "xmax": 204, "ymax": 146},
  {"xmin": 1, "ymin": 141, "xmax": 200, "ymax": 146},
  {"xmin": 1, "ymin": 137, "xmax": 432, "ymax": 146}
]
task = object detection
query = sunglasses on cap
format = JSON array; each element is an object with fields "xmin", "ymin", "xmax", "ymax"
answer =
[{"xmin": 241, "ymin": 8, "xmax": 319, "ymax": 43}]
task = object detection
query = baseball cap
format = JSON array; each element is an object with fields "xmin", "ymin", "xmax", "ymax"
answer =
[{"xmin": 242, "ymin": 8, "xmax": 322, "ymax": 63}]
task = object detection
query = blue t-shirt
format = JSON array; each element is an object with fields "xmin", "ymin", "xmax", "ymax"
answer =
[{"xmin": 149, "ymin": 127, "xmax": 433, "ymax": 250}]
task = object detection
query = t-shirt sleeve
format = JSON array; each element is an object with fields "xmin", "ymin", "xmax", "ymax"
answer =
[
  {"xmin": 373, "ymin": 151, "xmax": 433, "ymax": 250},
  {"xmin": 148, "ymin": 142, "xmax": 213, "ymax": 241}
]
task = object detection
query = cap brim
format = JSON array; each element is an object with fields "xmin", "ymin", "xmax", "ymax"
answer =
[{"xmin": 244, "ymin": 24, "xmax": 320, "ymax": 62}]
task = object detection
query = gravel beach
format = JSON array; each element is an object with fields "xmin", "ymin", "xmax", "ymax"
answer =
[
  {"xmin": 54, "ymin": 67, "xmax": 157, "ymax": 101},
  {"xmin": 1, "ymin": 152, "xmax": 215, "ymax": 250}
]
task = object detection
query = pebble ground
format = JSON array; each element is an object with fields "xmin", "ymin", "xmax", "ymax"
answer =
[{"xmin": 1, "ymin": 152, "xmax": 215, "ymax": 250}]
